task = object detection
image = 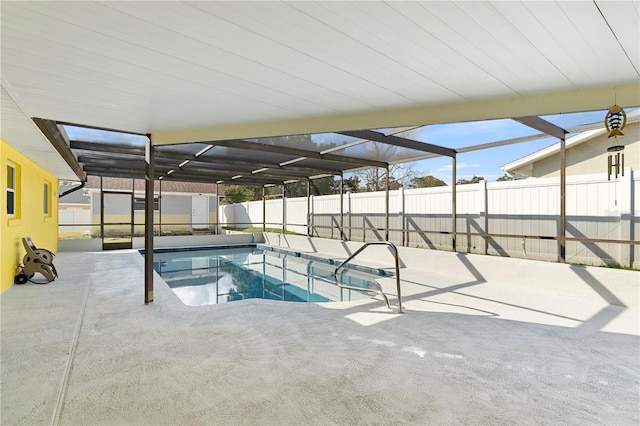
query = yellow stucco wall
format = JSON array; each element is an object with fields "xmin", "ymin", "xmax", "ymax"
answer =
[{"xmin": 1, "ymin": 139, "xmax": 59, "ymax": 292}]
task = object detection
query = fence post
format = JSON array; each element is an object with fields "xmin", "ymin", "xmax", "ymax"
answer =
[
  {"xmin": 480, "ymin": 179, "xmax": 488, "ymax": 255},
  {"xmin": 310, "ymin": 194, "xmax": 315, "ymax": 237},
  {"xmin": 347, "ymin": 190, "xmax": 352, "ymax": 241},
  {"xmin": 399, "ymin": 187, "xmax": 405, "ymax": 246},
  {"xmin": 262, "ymin": 187, "xmax": 266, "ymax": 232},
  {"xmin": 620, "ymin": 169, "xmax": 633, "ymax": 267}
]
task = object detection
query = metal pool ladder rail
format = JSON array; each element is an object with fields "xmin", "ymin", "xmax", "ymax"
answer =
[{"xmin": 333, "ymin": 241, "xmax": 403, "ymax": 314}]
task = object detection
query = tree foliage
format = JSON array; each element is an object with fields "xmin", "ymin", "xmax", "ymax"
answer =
[
  {"xmin": 456, "ymin": 175, "xmax": 485, "ymax": 185},
  {"xmin": 496, "ymin": 174, "xmax": 516, "ymax": 182},
  {"xmin": 221, "ymin": 186, "xmax": 254, "ymax": 204},
  {"xmin": 351, "ymin": 164, "xmax": 416, "ymax": 192},
  {"xmin": 409, "ymin": 175, "xmax": 447, "ymax": 188}
]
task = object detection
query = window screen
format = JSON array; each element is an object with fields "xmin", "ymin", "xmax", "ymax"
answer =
[
  {"xmin": 7, "ymin": 165, "xmax": 15, "ymax": 216},
  {"xmin": 43, "ymin": 182, "xmax": 50, "ymax": 215}
]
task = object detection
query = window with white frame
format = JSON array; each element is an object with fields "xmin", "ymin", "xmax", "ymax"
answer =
[
  {"xmin": 7, "ymin": 164, "xmax": 16, "ymax": 216},
  {"xmin": 134, "ymin": 196, "xmax": 159, "ymax": 212}
]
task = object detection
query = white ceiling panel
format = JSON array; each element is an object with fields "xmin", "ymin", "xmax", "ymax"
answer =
[
  {"xmin": 1, "ymin": 1, "xmax": 639, "ymax": 179},
  {"xmin": 557, "ymin": 2, "xmax": 638, "ymax": 81},
  {"xmin": 592, "ymin": 1, "xmax": 640, "ymax": 76},
  {"xmin": 126, "ymin": 1, "xmax": 412, "ymax": 108},
  {"xmin": 1, "ymin": 86, "xmax": 76, "ymax": 180}
]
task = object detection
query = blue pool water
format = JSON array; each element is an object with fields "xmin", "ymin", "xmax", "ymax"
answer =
[{"xmin": 152, "ymin": 246, "xmax": 383, "ymax": 306}]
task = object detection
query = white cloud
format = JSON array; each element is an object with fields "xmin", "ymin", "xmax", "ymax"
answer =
[{"xmin": 436, "ymin": 162, "xmax": 481, "ymax": 172}]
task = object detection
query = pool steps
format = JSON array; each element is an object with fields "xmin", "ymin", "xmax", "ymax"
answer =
[
  {"xmin": 260, "ymin": 232, "xmax": 639, "ymax": 310},
  {"xmin": 256, "ymin": 244, "xmax": 395, "ymax": 277}
]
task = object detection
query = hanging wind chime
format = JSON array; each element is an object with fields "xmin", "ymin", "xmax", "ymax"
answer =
[{"xmin": 605, "ymin": 105, "xmax": 626, "ymax": 180}]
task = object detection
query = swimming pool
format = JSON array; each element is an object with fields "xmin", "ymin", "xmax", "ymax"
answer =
[{"xmin": 152, "ymin": 246, "xmax": 385, "ymax": 306}]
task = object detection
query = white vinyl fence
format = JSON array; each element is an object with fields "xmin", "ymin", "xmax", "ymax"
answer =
[
  {"xmin": 59, "ymin": 209, "xmax": 92, "ymax": 232},
  {"xmin": 219, "ymin": 171, "xmax": 639, "ymax": 268}
]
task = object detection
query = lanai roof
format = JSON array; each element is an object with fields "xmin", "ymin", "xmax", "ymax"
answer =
[
  {"xmin": 502, "ymin": 109, "xmax": 640, "ymax": 174},
  {"xmin": 1, "ymin": 1, "xmax": 639, "ymax": 184}
]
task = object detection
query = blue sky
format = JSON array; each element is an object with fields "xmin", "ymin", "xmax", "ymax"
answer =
[{"xmin": 388, "ymin": 109, "xmax": 609, "ymax": 185}]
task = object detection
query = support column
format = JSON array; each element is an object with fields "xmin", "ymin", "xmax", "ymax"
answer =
[
  {"xmin": 560, "ymin": 137, "xmax": 566, "ymax": 263},
  {"xmin": 144, "ymin": 134, "xmax": 154, "ymax": 304},
  {"xmin": 130, "ymin": 178, "xmax": 134, "ymax": 242},
  {"xmin": 400, "ymin": 187, "xmax": 405, "ymax": 247},
  {"xmin": 347, "ymin": 190, "xmax": 352, "ymax": 241},
  {"xmin": 262, "ymin": 186, "xmax": 266, "ymax": 232},
  {"xmin": 214, "ymin": 182, "xmax": 218, "ymax": 234},
  {"xmin": 385, "ymin": 166, "xmax": 390, "ymax": 242},
  {"xmin": 99, "ymin": 177, "xmax": 104, "ymax": 239},
  {"xmin": 159, "ymin": 179, "xmax": 163, "ymax": 237},
  {"xmin": 340, "ymin": 173, "xmax": 344, "ymax": 240},
  {"xmin": 452, "ymin": 155, "xmax": 457, "ymax": 252},
  {"xmin": 282, "ymin": 184, "xmax": 286, "ymax": 234},
  {"xmin": 306, "ymin": 180, "xmax": 311, "ymax": 237}
]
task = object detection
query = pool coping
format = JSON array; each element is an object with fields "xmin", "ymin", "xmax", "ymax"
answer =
[{"xmin": 140, "ymin": 243, "xmax": 396, "ymax": 278}]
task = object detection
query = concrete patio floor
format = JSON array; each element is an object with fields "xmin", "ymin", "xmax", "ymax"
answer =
[{"xmin": 1, "ymin": 249, "xmax": 639, "ymax": 425}]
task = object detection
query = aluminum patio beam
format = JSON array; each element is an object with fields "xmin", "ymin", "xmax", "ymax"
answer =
[
  {"xmin": 33, "ymin": 118, "xmax": 86, "ymax": 181},
  {"xmin": 212, "ymin": 139, "xmax": 388, "ymax": 168},
  {"xmin": 70, "ymin": 140, "xmax": 143, "ymax": 155},
  {"xmin": 512, "ymin": 116, "xmax": 568, "ymax": 140},
  {"xmin": 338, "ymin": 130, "xmax": 457, "ymax": 158},
  {"xmin": 71, "ymin": 140, "xmax": 344, "ymax": 176},
  {"xmin": 167, "ymin": 166, "xmax": 308, "ymax": 182},
  {"xmin": 82, "ymin": 167, "xmax": 146, "ymax": 179},
  {"xmin": 172, "ymin": 156, "xmax": 338, "ymax": 176},
  {"xmin": 82, "ymin": 166, "xmax": 288, "ymax": 186},
  {"xmin": 170, "ymin": 172, "xmax": 290, "ymax": 186},
  {"xmin": 81, "ymin": 158, "xmax": 310, "ymax": 182}
]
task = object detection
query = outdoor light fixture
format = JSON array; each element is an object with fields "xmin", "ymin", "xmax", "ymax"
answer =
[
  {"xmin": 159, "ymin": 176, "xmax": 164, "ymax": 180},
  {"xmin": 195, "ymin": 145, "xmax": 213, "ymax": 157},
  {"xmin": 605, "ymin": 105, "xmax": 627, "ymax": 180},
  {"xmin": 167, "ymin": 169, "xmax": 174, "ymax": 175},
  {"xmin": 216, "ymin": 180, "xmax": 224, "ymax": 184},
  {"xmin": 178, "ymin": 160, "xmax": 190, "ymax": 168}
]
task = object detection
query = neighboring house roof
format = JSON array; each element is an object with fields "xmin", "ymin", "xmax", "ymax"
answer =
[
  {"xmin": 502, "ymin": 110, "xmax": 640, "ymax": 175},
  {"xmin": 58, "ymin": 187, "xmax": 91, "ymax": 204},
  {"xmin": 502, "ymin": 128, "xmax": 606, "ymax": 174},
  {"xmin": 84, "ymin": 176, "xmax": 218, "ymax": 194}
]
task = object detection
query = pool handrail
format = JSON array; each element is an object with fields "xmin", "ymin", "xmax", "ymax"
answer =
[{"xmin": 333, "ymin": 241, "xmax": 403, "ymax": 314}]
